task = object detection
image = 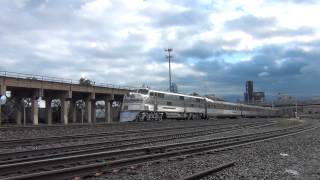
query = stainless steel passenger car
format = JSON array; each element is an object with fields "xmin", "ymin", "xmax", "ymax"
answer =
[{"xmin": 120, "ymin": 88, "xmax": 278, "ymax": 122}]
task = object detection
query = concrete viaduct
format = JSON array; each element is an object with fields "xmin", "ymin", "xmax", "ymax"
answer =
[{"xmin": 0, "ymin": 71, "xmax": 130, "ymax": 126}]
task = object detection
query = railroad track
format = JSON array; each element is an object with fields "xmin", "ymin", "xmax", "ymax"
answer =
[
  {"xmin": 0, "ymin": 121, "xmax": 274, "ymax": 164},
  {"xmin": 180, "ymin": 161, "xmax": 235, "ymax": 180},
  {"xmin": 0, "ymin": 124, "xmax": 316, "ymax": 180},
  {"xmin": 0, "ymin": 119, "xmax": 273, "ymax": 147}
]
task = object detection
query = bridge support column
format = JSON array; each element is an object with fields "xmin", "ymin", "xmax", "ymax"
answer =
[
  {"xmin": 61, "ymin": 100, "xmax": 70, "ymax": 125},
  {"xmin": 32, "ymin": 89, "xmax": 42, "ymax": 125},
  {"xmin": 104, "ymin": 94, "xmax": 114, "ymax": 123},
  {"xmin": 60, "ymin": 91, "xmax": 72, "ymax": 125},
  {"xmin": 45, "ymin": 99, "xmax": 52, "ymax": 125},
  {"xmin": 0, "ymin": 105, "xmax": 1, "ymax": 126},
  {"xmin": 0, "ymin": 84, "xmax": 6, "ymax": 126},
  {"xmin": 81, "ymin": 108, "xmax": 84, "ymax": 123},
  {"xmin": 15, "ymin": 98, "xmax": 23, "ymax": 125},
  {"xmin": 85, "ymin": 93, "xmax": 95, "ymax": 124},
  {"xmin": 22, "ymin": 99, "xmax": 26, "ymax": 125},
  {"xmin": 70, "ymin": 100, "xmax": 77, "ymax": 123},
  {"xmin": 91, "ymin": 100, "xmax": 96, "ymax": 123},
  {"xmin": 85, "ymin": 98, "xmax": 92, "ymax": 123},
  {"xmin": 31, "ymin": 98, "xmax": 39, "ymax": 125}
]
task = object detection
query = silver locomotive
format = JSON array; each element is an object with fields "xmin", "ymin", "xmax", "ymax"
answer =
[{"xmin": 120, "ymin": 88, "xmax": 278, "ymax": 122}]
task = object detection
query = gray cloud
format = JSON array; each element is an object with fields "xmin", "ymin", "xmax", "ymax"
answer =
[
  {"xmin": 179, "ymin": 39, "xmax": 240, "ymax": 59},
  {"xmin": 224, "ymin": 15, "xmax": 314, "ymax": 38},
  {"xmin": 0, "ymin": 0, "xmax": 319, "ymax": 100},
  {"xmin": 188, "ymin": 44, "xmax": 320, "ymax": 97},
  {"xmin": 272, "ymin": 0, "xmax": 317, "ymax": 4},
  {"xmin": 146, "ymin": 10, "xmax": 209, "ymax": 28}
]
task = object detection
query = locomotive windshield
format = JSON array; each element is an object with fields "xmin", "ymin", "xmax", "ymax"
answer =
[
  {"xmin": 137, "ymin": 89, "xmax": 149, "ymax": 95},
  {"xmin": 123, "ymin": 93, "xmax": 143, "ymax": 103}
]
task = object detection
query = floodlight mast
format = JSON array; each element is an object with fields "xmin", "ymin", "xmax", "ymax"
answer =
[{"xmin": 165, "ymin": 48, "xmax": 173, "ymax": 92}]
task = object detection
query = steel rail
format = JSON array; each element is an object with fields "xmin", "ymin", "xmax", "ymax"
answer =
[
  {"xmin": 180, "ymin": 161, "xmax": 235, "ymax": 180},
  {"xmin": 0, "ymin": 122, "xmax": 273, "ymax": 164},
  {"xmin": 1, "ymin": 125, "xmax": 317, "ymax": 180},
  {"xmin": 0, "ymin": 124, "xmax": 311, "ymax": 177},
  {"xmin": 0, "ymin": 120, "xmax": 269, "ymax": 147}
]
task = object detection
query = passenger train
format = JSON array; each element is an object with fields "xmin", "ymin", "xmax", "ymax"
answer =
[{"xmin": 120, "ymin": 88, "xmax": 279, "ymax": 122}]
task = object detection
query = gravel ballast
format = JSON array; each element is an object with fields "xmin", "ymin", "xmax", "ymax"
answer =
[
  {"xmin": 88, "ymin": 119, "xmax": 320, "ymax": 180},
  {"xmin": 0, "ymin": 118, "xmax": 263, "ymax": 140},
  {"xmin": 1, "ymin": 118, "xmax": 317, "ymax": 179}
]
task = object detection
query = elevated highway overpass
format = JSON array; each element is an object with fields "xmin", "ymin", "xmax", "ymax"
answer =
[{"xmin": 0, "ymin": 71, "xmax": 131, "ymax": 126}]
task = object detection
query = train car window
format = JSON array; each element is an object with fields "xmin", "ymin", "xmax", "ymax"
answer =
[
  {"xmin": 167, "ymin": 101, "xmax": 172, "ymax": 106},
  {"xmin": 216, "ymin": 104, "xmax": 223, "ymax": 109},
  {"xmin": 150, "ymin": 92, "xmax": 155, "ymax": 96},
  {"xmin": 179, "ymin": 96, "xmax": 184, "ymax": 100},
  {"xmin": 157, "ymin": 93, "xmax": 164, "ymax": 98},
  {"xmin": 196, "ymin": 99, "xmax": 200, "ymax": 102}
]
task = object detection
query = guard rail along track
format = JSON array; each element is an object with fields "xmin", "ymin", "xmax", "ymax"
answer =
[{"xmin": 0, "ymin": 124, "xmax": 317, "ymax": 180}]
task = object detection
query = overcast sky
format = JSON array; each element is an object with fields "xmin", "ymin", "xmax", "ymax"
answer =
[{"xmin": 0, "ymin": 0, "xmax": 319, "ymax": 100}]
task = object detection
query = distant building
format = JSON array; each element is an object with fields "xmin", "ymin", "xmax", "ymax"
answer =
[
  {"xmin": 253, "ymin": 92, "xmax": 265, "ymax": 102},
  {"xmin": 244, "ymin": 80, "xmax": 265, "ymax": 103},
  {"xmin": 274, "ymin": 94, "xmax": 295, "ymax": 105},
  {"xmin": 244, "ymin": 80, "xmax": 253, "ymax": 102},
  {"xmin": 171, "ymin": 83, "xmax": 178, "ymax": 93}
]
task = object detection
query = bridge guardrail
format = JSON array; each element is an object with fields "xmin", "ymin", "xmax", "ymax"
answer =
[{"xmin": 0, "ymin": 71, "xmax": 136, "ymax": 91}]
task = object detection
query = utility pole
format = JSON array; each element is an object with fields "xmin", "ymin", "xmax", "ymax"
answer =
[{"xmin": 165, "ymin": 48, "xmax": 173, "ymax": 92}]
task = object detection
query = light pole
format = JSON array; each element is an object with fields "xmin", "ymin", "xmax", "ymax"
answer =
[{"xmin": 165, "ymin": 48, "xmax": 173, "ymax": 92}]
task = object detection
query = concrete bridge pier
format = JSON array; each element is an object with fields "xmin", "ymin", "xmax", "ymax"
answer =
[
  {"xmin": 85, "ymin": 98, "xmax": 91, "ymax": 124},
  {"xmin": 104, "ymin": 94, "xmax": 114, "ymax": 123},
  {"xmin": 31, "ymin": 89, "xmax": 45, "ymax": 125},
  {"xmin": 45, "ymin": 98, "xmax": 52, "ymax": 125},
  {"xmin": 14, "ymin": 98, "xmax": 23, "ymax": 125},
  {"xmin": 60, "ymin": 100, "xmax": 70, "ymax": 125},
  {"xmin": 69, "ymin": 100, "xmax": 77, "ymax": 123},
  {"xmin": 60, "ymin": 91, "xmax": 72, "ymax": 125},
  {"xmin": 85, "ymin": 93, "xmax": 95, "ymax": 124},
  {"xmin": 0, "ymin": 84, "xmax": 6, "ymax": 126},
  {"xmin": 31, "ymin": 98, "xmax": 39, "ymax": 125},
  {"xmin": 91, "ymin": 100, "xmax": 96, "ymax": 123}
]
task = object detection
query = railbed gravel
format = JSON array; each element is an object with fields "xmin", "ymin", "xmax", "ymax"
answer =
[
  {"xmin": 87, "ymin": 119, "xmax": 320, "ymax": 180},
  {"xmin": 0, "ymin": 124, "xmax": 246, "ymax": 153},
  {"xmin": 0, "ymin": 118, "xmax": 263, "ymax": 140},
  {"xmin": 0, "ymin": 119, "xmax": 274, "ymax": 153},
  {"xmin": 107, "ymin": 120, "xmax": 289, "ymax": 151}
]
